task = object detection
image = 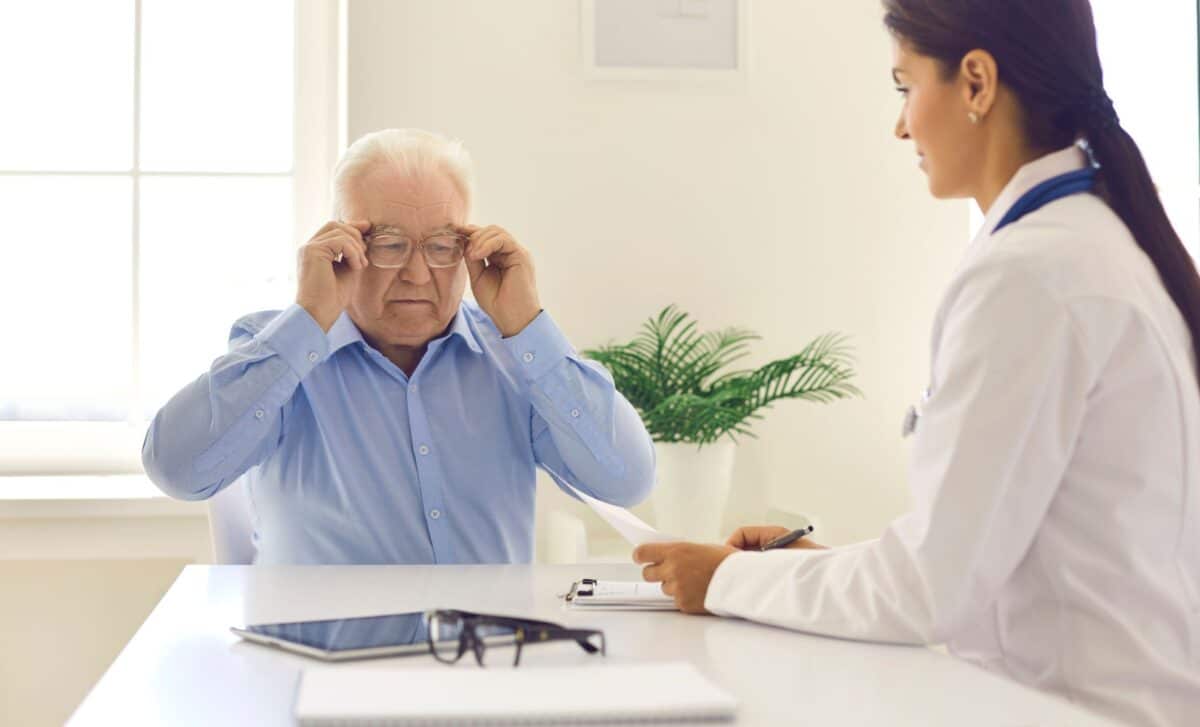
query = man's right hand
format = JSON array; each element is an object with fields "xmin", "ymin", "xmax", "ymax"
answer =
[
  {"xmin": 295, "ymin": 220, "xmax": 371, "ymax": 332},
  {"xmin": 726, "ymin": 525, "xmax": 827, "ymax": 551}
]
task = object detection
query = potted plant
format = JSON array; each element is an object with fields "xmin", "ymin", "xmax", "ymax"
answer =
[{"xmin": 584, "ymin": 306, "xmax": 860, "ymax": 541}]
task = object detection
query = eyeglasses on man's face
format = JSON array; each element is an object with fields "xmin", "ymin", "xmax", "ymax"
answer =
[
  {"xmin": 424, "ymin": 609, "xmax": 607, "ymax": 668},
  {"xmin": 364, "ymin": 227, "xmax": 467, "ymax": 269}
]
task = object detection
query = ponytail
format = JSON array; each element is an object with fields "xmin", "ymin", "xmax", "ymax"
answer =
[
  {"xmin": 1087, "ymin": 120, "xmax": 1200, "ymax": 375},
  {"xmin": 884, "ymin": 0, "xmax": 1200, "ymax": 394}
]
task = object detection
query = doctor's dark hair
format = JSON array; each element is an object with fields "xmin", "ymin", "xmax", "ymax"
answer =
[{"xmin": 883, "ymin": 0, "xmax": 1200, "ymax": 388}]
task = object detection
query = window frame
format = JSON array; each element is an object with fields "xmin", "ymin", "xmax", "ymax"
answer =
[{"xmin": 0, "ymin": 0, "xmax": 343, "ymax": 476}]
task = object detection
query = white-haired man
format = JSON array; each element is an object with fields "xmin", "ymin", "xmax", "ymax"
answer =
[{"xmin": 143, "ymin": 129, "xmax": 655, "ymax": 564}]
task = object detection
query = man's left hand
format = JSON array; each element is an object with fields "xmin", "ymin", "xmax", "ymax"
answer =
[
  {"xmin": 459, "ymin": 224, "xmax": 541, "ymax": 337},
  {"xmin": 633, "ymin": 542, "xmax": 738, "ymax": 614}
]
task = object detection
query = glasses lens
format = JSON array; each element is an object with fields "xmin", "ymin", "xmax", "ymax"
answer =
[
  {"xmin": 367, "ymin": 235, "xmax": 411, "ymax": 267},
  {"xmin": 473, "ymin": 622, "xmax": 520, "ymax": 668},
  {"xmin": 427, "ymin": 612, "xmax": 465, "ymax": 662},
  {"xmin": 423, "ymin": 235, "xmax": 464, "ymax": 268}
]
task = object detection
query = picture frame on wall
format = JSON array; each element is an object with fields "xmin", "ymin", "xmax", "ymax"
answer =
[{"xmin": 580, "ymin": 0, "xmax": 748, "ymax": 81}]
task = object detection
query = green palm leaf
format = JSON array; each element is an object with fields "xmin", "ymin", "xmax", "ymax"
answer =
[{"xmin": 583, "ymin": 306, "xmax": 861, "ymax": 446}]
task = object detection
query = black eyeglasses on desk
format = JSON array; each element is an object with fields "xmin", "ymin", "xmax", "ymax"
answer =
[{"xmin": 424, "ymin": 609, "xmax": 606, "ymax": 668}]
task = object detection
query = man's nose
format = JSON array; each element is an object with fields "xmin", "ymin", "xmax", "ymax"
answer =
[
  {"xmin": 398, "ymin": 248, "xmax": 433, "ymax": 284},
  {"xmin": 894, "ymin": 111, "xmax": 909, "ymax": 140}
]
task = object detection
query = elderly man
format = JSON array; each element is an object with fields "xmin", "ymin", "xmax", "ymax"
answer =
[{"xmin": 143, "ymin": 128, "xmax": 655, "ymax": 564}]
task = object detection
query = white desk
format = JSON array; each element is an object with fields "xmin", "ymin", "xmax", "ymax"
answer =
[{"xmin": 70, "ymin": 564, "xmax": 1120, "ymax": 726}]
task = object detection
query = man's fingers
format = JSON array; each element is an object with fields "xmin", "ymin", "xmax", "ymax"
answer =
[
  {"xmin": 641, "ymin": 564, "xmax": 662, "ymax": 582},
  {"xmin": 465, "ymin": 255, "xmax": 488, "ymax": 286},
  {"xmin": 468, "ymin": 229, "xmax": 506, "ymax": 261},
  {"xmin": 309, "ymin": 233, "xmax": 367, "ymax": 269},
  {"xmin": 331, "ymin": 220, "xmax": 367, "ymax": 241}
]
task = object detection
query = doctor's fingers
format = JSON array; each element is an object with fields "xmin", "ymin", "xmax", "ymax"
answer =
[
  {"xmin": 725, "ymin": 525, "xmax": 792, "ymax": 550},
  {"xmin": 632, "ymin": 543, "xmax": 674, "ymax": 564},
  {"xmin": 641, "ymin": 563, "xmax": 670, "ymax": 583}
]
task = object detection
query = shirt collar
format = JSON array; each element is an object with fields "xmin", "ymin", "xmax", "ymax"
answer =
[
  {"xmin": 975, "ymin": 143, "xmax": 1088, "ymax": 243},
  {"xmin": 325, "ymin": 304, "xmax": 484, "ymax": 356},
  {"xmin": 445, "ymin": 304, "xmax": 484, "ymax": 354}
]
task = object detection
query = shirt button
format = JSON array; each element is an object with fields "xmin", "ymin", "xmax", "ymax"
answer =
[
  {"xmin": 418, "ymin": 445, "xmax": 430, "ymax": 455},
  {"xmin": 429, "ymin": 509, "xmax": 442, "ymax": 520},
  {"xmin": 307, "ymin": 352, "xmax": 319, "ymax": 363},
  {"xmin": 254, "ymin": 409, "xmax": 265, "ymax": 419},
  {"xmin": 409, "ymin": 383, "xmax": 418, "ymax": 392},
  {"xmin": 570, "ymin": 408, "xmax": 581, "ymax": 418},
  {"xmin": 522, "ymin": 352, "xmax": 535, "ymax": 363}
]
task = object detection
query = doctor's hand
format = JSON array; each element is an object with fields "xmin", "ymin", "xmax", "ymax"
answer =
[
  {"xmin": 296, "ymin": 219, "xmax": 371, "ymax": 332},
  {"xmin": 633, "ymin": 542, "xmax": 737, "ymax": 615},
  {"xmin": 458, "ymin": 224, "xmax": 541, "ymax": 337},
  {"xmin": 726, "ymin": 525, "xmax": 828, "ymax": 551}
]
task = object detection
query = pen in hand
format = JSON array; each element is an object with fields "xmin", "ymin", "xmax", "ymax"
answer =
[{"xmin": 760, "ymin": 522, "xmax": 815, "ymax": 551}]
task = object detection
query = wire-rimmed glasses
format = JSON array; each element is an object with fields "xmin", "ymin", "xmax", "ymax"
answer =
[
  {"xmin": 424, "ymin": 609, "xmax": 606, "ymax": 668},
  {"xmin": 365, "ymin": 227, "xmax": 467, "ymax": 269}
]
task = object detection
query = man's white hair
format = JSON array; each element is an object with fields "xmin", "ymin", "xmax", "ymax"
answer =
[{"xmin": 332, "ymin": 128, "xmax": 475, "ymax": 218}]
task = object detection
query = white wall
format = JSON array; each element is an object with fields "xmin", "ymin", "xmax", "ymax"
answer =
[{"xmin": 346, "ymin": 0, "xmax": 967, "ymax": 545}]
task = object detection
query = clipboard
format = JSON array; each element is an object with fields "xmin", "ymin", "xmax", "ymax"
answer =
[{"xmin": 563, "ymin": 578, "xmax": 677, "ymax": 611}]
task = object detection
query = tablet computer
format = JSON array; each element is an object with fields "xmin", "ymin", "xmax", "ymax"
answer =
[{"xmin": 231, "ymin": 611, "xmax": 452, "ymax": 662}]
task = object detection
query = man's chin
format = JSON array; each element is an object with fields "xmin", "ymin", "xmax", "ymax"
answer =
[{"xmin": 380, "ymin": 313, "xmax": 451, "ymax": 346}]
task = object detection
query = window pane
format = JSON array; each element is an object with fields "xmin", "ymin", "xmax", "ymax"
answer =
[
  {"xmin": 0, "ymin": 1, "xmax": 134, "ymax": 170},
  {"xmin": 140, "ymin": 0, "xmax": 294, "ymax": 172},
  {"xmin": 0, "ymin": 177, "xmax": 132, "ymax": 420},
  {"xmin": 139, "ymin": 176, "xmax": 293, "ymax": 416}
]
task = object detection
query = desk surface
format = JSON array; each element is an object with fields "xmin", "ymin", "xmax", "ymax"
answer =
[{"xmin": 69, "ymin": 564, "xmax": 1119, "ymax": 726}]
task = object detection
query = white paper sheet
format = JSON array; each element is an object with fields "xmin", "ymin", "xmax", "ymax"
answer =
[{"xmin": 564, "ymin": 482, "xmax": 682, "ymax": 546}]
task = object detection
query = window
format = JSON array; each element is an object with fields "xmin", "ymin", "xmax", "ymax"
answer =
[
  {"xmin": 0, "ymin": 0, "xmax": 339, "ymax": 474},
  {"xmin": 968, "ymin": 1, "xmax": 1200, "ymax": 258}
]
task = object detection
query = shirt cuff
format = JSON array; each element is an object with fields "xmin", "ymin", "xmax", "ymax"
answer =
[
  {"xmin": 503, "ymin": 310, "xmax": 576, "ymax": 383},
  {"xmin": 255, "ymin": 304, "xmax": 332, "ymax": 378},
  {"xmin": 704, "ymin": 550, "xmax": 758, "ymax": 616}
]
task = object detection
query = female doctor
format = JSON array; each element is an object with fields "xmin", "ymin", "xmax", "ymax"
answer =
[{"xmin": 634, "ymin": 1, "xmax": 1200, "ymax": 724}]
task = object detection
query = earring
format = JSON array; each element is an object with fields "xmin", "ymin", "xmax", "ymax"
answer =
[{"xmin": 968, "ymin": 111, "xmax": 980, "ymax": 124}]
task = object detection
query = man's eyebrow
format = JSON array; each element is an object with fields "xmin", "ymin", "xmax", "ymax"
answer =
[
  {"xmin": 369, "ymin": 223, "xmax": 459, "ymax": 236},
  {"xmin": 892, "ymin": 68, "xmax": 906, "ymax": 84},
  {"xmin": 369, "ymin": 223, "xmax": 406, "ymax": 235}
]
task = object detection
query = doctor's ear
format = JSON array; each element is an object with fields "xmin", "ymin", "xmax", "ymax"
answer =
[{"xmin": 958, "ymin": 49, "xmax": 999, "ymax": 121}]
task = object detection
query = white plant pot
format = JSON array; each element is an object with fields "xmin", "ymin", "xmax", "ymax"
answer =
[{"xmin": 652, "ymin": 440, "xmax": 737, "ymax": 543}]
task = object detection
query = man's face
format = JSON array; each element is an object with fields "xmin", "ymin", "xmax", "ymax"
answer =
[{"xmin": 341, "ymin": 165, "xmax": 468, "ymax": 349}]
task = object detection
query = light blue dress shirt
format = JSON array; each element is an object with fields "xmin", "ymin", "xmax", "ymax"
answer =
[{"xmin": 142, "ymin": 302, "xmax": 655, "ymax": 564}]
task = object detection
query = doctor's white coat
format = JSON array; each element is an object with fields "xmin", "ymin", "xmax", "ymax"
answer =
[{"xmin": 705, "ymin": 146, "xmax": 1200, "ymax": 727}]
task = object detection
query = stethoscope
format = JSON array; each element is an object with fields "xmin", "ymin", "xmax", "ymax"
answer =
[{"xmin": 902, "ymin": 141, "xmax": 1100, "ymax": 438}]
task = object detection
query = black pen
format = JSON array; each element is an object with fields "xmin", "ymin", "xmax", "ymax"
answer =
[{"xmin": 760, "ymin": 522, "xmax": 815, "ymax": 551}]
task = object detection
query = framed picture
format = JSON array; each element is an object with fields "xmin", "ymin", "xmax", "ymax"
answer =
[{"xmin": 580, "ymin": 0, "xmax": 748, "ymax": 81}]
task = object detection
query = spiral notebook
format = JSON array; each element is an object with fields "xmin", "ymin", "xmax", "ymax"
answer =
[{"xmin": 295, "ymin": 661, "xmax": 737, "ymax": 725}]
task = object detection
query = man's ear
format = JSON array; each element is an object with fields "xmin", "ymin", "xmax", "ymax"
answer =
[{"xmin": 959, "ymin": 48, "xmax": 999, "ymax": 118}]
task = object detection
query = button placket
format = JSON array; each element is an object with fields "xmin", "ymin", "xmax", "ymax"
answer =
[{"xmin": 405, "ymin": 380, "xmax": 451, "ymax": 561}]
